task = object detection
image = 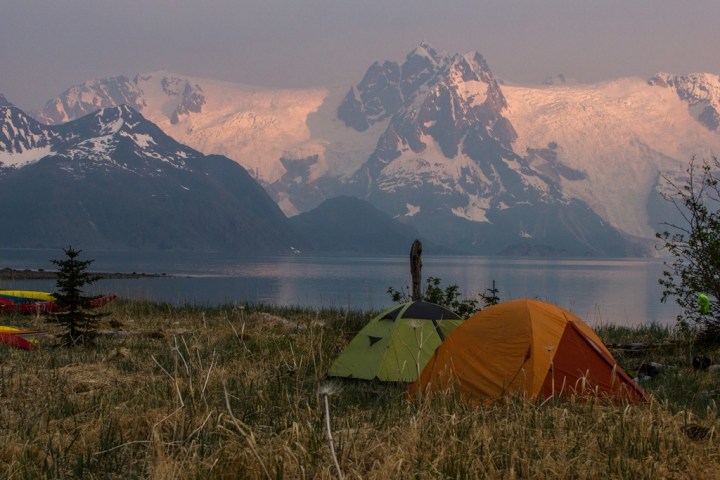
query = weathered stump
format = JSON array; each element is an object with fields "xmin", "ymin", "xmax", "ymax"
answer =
[{"xmin": 410, "ymin": 240, "xmax": 422, "ymax": 301}]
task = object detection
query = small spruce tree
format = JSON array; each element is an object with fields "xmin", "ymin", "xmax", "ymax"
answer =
[
  {"xmin": 50, "ymin": 246, "xmax": 105, "ymax": 346},
  {"xmin": 481, "ymin": 280, "xmax": 501, "ymax": 307}
]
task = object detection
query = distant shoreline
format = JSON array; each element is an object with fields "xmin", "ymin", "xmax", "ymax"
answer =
[{"xmin": 0, "ymin": 267, "xmax": 169, "ymax": 280}]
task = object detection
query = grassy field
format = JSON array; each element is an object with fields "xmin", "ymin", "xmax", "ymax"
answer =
[{"xmin": 0, "ymin": 299, "xmax": 719, "ymax": 479}]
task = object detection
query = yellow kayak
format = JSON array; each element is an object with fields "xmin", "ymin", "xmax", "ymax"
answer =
[
  {"xmin": 0, "ymin": 325, "xmax": 44, "ymax": 334},
  {"xmin": 0, "ymin": 290, "xmax": 55, "ymax": 302},
  {"xmin": 0, "ymin": 326, "xmax": 38, "ymax": 349},
  {"xmin": 0, "ymin": 326, "xmax": 23, "ymax": 334}
]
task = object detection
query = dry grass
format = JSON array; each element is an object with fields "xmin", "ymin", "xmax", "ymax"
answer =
[{"xmin": 0, "ymin": 299, "xmax": 718, "ymax": 479}]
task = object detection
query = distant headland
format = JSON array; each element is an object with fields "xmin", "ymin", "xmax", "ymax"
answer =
[{"xmin": 0, "ymin": 267, "xmax": 169, "ymax": 280}]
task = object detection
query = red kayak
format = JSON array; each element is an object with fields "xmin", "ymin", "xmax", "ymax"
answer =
[
  {"xmin": 0, "ymin": 332, "xmax": 37, "ymax": 350},
  {"xmin": 0, "ymin": 295, "xmax": 116, "ymax": 315}
]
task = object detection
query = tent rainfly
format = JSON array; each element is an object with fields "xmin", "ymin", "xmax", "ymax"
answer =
[
  {"xmin": 410, "ymin": 298, "xmax": 647, "ymax": 403},
  {"xmin": 328, "ymin": 300, "xmax": 464, "ymax": 382}
]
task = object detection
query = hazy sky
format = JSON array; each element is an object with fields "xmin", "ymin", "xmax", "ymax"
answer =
[{"xmin": 2, "ymin": 0, "xmax": 718, "ymax": 111}]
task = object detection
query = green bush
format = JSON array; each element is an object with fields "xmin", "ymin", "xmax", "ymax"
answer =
[
  {"xmin": 657, "ymin": 156, "xmax": 720, "ymax": 348},
  {"xmin": 388, "ymin": 276, "xmax": 500, "ymax": 317}
]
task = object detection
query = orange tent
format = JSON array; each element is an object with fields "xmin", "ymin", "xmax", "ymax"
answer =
[{"xmin": 410, "ymin": 299, "xmax": 647, "ymax": 403}]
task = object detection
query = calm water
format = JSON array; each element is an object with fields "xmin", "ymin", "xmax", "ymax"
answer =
[{"xmin": 0, "ymin": 249, "xmax": 680, "ymax": 326}]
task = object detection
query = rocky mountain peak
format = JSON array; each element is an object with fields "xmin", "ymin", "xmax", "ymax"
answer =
[
  {"xmin": 2, "ymin": 103, "xmax": 200, "ymax": 175},
  {"xmin": 90, "ymin": 105, "xmax": 145, "ymax": 135},
  {"xmin": 648, "ymin": 72, "xmax": 720, "ymax": 131},
  {"xmin": 57, "ymin": 105, "xmax": 201, "ymax": 172},
  {"xmin": 0, "ymin": 101, "xmax": 51, "ymax": 157},
  {"xmin": 446, "ymin": 52, "xmax": 492, "ymax": 83},
  {"xmin": 358, "ymin": 45, "xmax": 511, "ymax": 164},
  {"xmin": 337, "ymin": 44, "xmax": 504, "ymax": 134},
  {"xmin": 0, "ymin": 94, "xmax": 14, "ymax": 107},
  {"xmin": 53, "ymin": 104, "xmax": 147, "ymax": 142},
  {"xmin": 399, "ymin": 42, "xmax": 446, "ymax": 97},
  {"xmin": 32, "ymin": 71, "xmax": 206, "ymax": 128},
  {"xmin": 171, "ymin": 81, "xmax": 205, "ymax": 124},
  {"xmin": 405, "ymin": 41, "xmax": 445, "ymax": 65},
  {"xmin": 543, "ymin": 73, "xmax": 577, "ymax": 85},
  {"xmin": 0, "ymin": 103, "xmax": 303, "ymax": 253},
  {"xmin": 440, "ymin": 51, "xmax": 507, "ymax": 113},
  {"xmin": 34, "ymin": 75, "xmax": 144, "ymax": 124}
]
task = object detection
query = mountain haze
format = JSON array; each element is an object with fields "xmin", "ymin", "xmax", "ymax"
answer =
[{"xmin": 28, "ymin": 44, "xmax": 720, "ymax": 255}]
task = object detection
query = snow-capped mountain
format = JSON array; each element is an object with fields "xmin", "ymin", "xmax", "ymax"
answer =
[
  {"xmin": 32, "ymin": 71, "xmax": 380, "ymax": 215},
  {"xmin": 28, "ymin": 44, "xmax": 720, "ymax": 255},
  {"xmin": 649, "ymin": 73, "xmax": 720, "ymax": 132},
  {"xmin": 340, "ymin": 44, "xmax": 640, "ymax": 255},
  {"xmin": 0, "ymin": 95, "xmax": 55, "ymax": 167},
  {"xmin": 503, "ymin": 76, "xmax": 720, "ymax": 241},
  {"xmin": 0, "ymin": 103, "xmax": 302, "ymax": 251}
]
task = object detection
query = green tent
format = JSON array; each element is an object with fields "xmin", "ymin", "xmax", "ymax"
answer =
[{"xmin": 328, "ymin": 300, "xmax": 464, "ymax": 382}]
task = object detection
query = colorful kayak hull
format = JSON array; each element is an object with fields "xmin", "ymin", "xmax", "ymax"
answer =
[
  {"xmin": 0, "ymin": 291, "xmax": 55, "ymax": 302},
  {"xmin": 0, "ymin": 326, "xmax": 26, "ymax": 334},
  {"xmin": 0, "ymin": 293, "xmax": 50, "ymax": 304},
  {"xmin": 0, "ymin": 295, "xmax": 116, "ymax": 315},
  {"xmin": 0, "ymin": 333, "xmax": 36, "ymax": 350}
]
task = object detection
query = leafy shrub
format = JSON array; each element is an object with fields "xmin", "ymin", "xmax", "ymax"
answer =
[
  {"xmin": 388, "ymin": 276, "xmax": 500, "ymax": 317},
  {"xmin": 656, "ymin": 156, "xmax": 720, "ymax": 348}
]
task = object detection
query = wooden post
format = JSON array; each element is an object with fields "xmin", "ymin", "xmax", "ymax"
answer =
[{"xmin": 410, "ymin": 239, "xmax": 422, "ymax": 301}]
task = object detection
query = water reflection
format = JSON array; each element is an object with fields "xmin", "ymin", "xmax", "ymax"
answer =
[{"xmin": 0, "ymin": 250, "xmax": 679, "ymax": 326}]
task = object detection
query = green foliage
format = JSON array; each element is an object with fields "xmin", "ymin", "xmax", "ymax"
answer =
[
  {"xmin": 49, "ymin": 246, "xmax": 106, "ymax": 346},
  {"xmin": 423, "ymin": 276, "xmax": 480, "ymax": 317},
  {"xmin": 656, "ymin": 156, "xmax": 720, "ymax": 347},
  {"xmin": 388, "ymin": 276, "xmax": 500, "ymax": 317}
]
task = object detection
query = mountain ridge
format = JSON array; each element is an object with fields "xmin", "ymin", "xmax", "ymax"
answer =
[
  {"xmin": 0, "ymin": 101, "xmax": 433, "ymax": 254},
  {"xmin": 0, "ymin": 103, "xmax": 303, "ymax": 252},
  {"xmin": 21, "ymin": 43, "xmax": 720, "ymax": 255},
  {"xmin": 289, "ymin": 195, "xmax": 443, "ymax": 255}
]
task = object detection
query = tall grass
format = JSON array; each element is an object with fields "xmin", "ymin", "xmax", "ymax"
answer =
[{"xmin": 0, "ymin": 300, "xmax": 717, "ymax": 478}]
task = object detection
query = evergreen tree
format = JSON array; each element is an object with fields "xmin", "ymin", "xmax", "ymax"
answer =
[
  {"xmin": 50, "ymin": 246, "xmax": 105, "ymax": 346},
  {"xmin": 481, "ymin": 280, "xmax": 501, "ymax": 307}
]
